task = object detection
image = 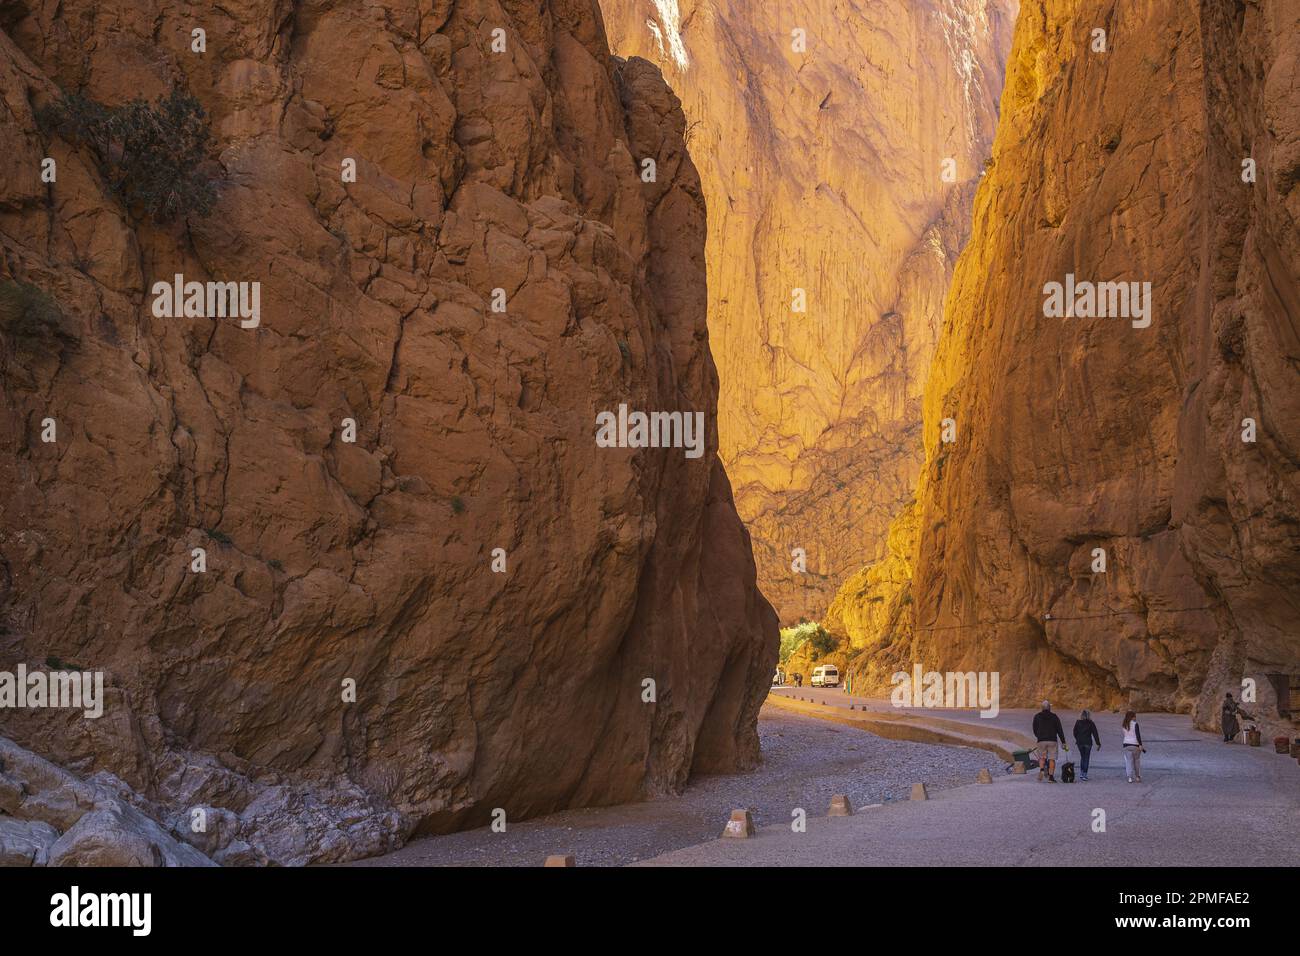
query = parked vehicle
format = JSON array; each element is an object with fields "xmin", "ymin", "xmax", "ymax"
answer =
[
  {"xmin": 811, "ymin": 665, "xmax": 840, "ymax": 688},
  {"xmin": 772, "ymin": 668, "xmax": 785, "ymax": 686}
]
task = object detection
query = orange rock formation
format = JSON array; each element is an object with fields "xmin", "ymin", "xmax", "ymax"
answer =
[
  {"xmin": 0, "ymin": 0, "xmax": 776, "ymax": 863},
  {"xmin": 598, "ymin": 0, "xmax": 1017, "ymax": 622},
  {"xmin": 830, "ymin": 0, "xmax": 1300, "ymax": 729}
]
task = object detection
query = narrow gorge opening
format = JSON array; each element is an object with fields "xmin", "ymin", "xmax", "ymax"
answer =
[
  {"xmin": 601, "ymin": 0, "xmax": 1021, "ymax": 694},
  {"xmin": 603, "ymin": 0, "xmax": 1299, "ymax": 734}
]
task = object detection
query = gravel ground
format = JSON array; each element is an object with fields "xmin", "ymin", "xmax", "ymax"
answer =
[{"xmin": 347, "ymin": 702, "xmax": 1003, "ymax": 867}]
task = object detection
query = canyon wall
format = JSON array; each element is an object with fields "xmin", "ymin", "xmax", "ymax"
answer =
[
  {"xmin": 598, "ymin": 0, "xmax": 1017, "ymax": 622},
  {"xmin": 0, "ymin": 0, "xmax": 776, "ymax": 863},
  {"xmin": 831, "ymin": 0, "xmax": 1300, "ymax": 726}
]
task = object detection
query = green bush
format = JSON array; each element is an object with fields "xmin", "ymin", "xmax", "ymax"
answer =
[
  {"xmin": 807, "ymin": 625, "xmax": 837, "ymax": 658},
  {"xmin": 39, "ymin": 88, "xmax": 218, "ymax": 223},
  {"xmin": 778, "ymin": 626, "xmax": 807, "ymax": 663},
  {"xmin": 779, "ymin": 621, "xmax": 838, "ymax": 662}
]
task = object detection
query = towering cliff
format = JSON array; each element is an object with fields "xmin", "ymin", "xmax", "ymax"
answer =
[
  {"xmin": 598, "ymin": 0, "xmax": 1017, "ymax": 622},
  {"xmin": 831, "ymin": 0, "xmax": 1300, "ymax": 726},
  {"xmin": 0, "ymin": 0, "xmax": 777, "ymax": 863}
]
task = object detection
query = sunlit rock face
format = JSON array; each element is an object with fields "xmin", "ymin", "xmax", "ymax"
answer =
[
  {"xmin": 0, "ymin": 0, "xmax": 777, "ymax": 862},
  {"xmin": 833, "ymin": 0, "xmax": 1300, "ymax": 727},
  {"xmin": 598, "ymin": 0, "xmax": 1017, "ymax": 623}
]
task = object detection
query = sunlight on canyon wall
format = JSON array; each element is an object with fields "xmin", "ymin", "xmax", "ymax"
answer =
[{"xmin": 600, "ymin": 0, "xmax": 1017, "ymax": 623}]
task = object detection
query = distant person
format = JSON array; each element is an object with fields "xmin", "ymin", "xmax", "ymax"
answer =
[
  {"xmin": 1072, "ymin": 709, "xmax": 1102, "ymax": 781},
  {"xmin": 794, "ymin": 673, "xmax": 803, "ymax": 688},
  {"xmin": 1032, "ymin": 700, "xmax": 1068, "ymax": 782},
  {"xmin": 1121, "ymin": 710, "xmax": 1146, "ymax": 782},
  {"xmin": 1221, "ymin": 693, "xmax": 1241, "ymax": 743}
]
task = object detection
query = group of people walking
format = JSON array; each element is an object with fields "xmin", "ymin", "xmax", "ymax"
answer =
[{"xmin": 1031, "ymin": 701, "xmax": 1147, "ymax": 783}]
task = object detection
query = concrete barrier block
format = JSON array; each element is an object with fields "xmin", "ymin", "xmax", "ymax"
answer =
[
  {"xmin": 544, "ymin": 854, "xmax": 575, "ymax": 867},
  {"xmin": 910, "ymin": 783, "xmax": 928, "ymax": 801}
]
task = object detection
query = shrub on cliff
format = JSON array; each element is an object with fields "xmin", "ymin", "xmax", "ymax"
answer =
[
  {"xmin": 39, "ymin": 88, "xmax": 218, "ymax": 223},
  {"xmin": 0, "ymin": 280, "xmax": 76, "ymax": 353}
]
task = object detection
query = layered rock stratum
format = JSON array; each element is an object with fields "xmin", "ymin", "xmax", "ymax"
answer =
[
  {"xmin": 829, "ymin": 0, "xmax": 1300, "ymax": 727},
  {"xmin": 598, "ymin": 0, "xmax": 1017, "ymax": 622},
  {"xmin": 0, "ymin": 0, "xmax": 777, "ymax": 863}
]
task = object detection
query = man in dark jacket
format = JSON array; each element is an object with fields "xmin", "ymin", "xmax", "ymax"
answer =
[
  {"xmin": 1032, "ymin": 700, "xmax": 1068, "ymax": 782},
  {"xmin": 1072, "ymin": 710, "xmax": 1102, "ymax": 781}
]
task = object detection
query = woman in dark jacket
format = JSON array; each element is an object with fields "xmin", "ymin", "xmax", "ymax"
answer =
[{"xmin": 1072, "ymin": 710, "xmax": 1102, "ymax": 781}]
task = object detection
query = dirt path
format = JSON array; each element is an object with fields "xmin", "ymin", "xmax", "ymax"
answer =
[{"xmin": 347, "ymin": 701, "xmax": 1001, "ymax": 867}]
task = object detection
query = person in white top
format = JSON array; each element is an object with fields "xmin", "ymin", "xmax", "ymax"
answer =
[{"xmin": 1121, "ymin": 710, "xmax": 1146, "ymax": 782}]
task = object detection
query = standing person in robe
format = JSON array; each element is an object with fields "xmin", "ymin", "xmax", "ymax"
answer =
[{"xmin": 1221, "ymin": 692, "xmax": 1241, "ymax": 743}]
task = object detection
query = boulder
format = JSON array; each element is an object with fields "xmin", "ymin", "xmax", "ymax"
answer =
[
  {"xmin": 0, "ymin": 738, "xmax": 89, "ymax": 801},
  {"xmin": 0, "ymin": 817, "xmax": 59, "ymax": 866},
  {"xmin": 47, "ymin": 803, "xmax": 215, "ymax": 868},
  {"xmin": 0, "ymin": 772, "xmax": 24, "ymax": 814},
  {"xmin": 168, "ymin": 805, "xmax": 239, "ymax": 857},
  {"xmin": 212, "ymin": 840, "xmax": 270, "ymax": 868},
  {"xmin": 17, "ymin": 787, "xmax": 97, "ymax": 832},
  {"xmin": 48, "ymin": 807, "xmax": 164, "ymax": 867}
]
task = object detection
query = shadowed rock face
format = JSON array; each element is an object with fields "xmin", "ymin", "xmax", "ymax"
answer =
[
  {"xmin": 0, "ymin": 0, "xmax": 777, "ymax": 862},
  {"xmin": 831, "ymin": 0, "xmax": 1300, "ymax": 727},
  {"xmin": 598, "ymin": 0, "xmax": 1017, "ymax": 622}
]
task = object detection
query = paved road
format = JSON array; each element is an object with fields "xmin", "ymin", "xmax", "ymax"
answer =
[
  {"xmin": 346, "ymin": 704, "xmax": 999, "ymax": 867},
  {"xmin": 637, "ymin": 691, "xmax": 1300, "ymax": 866}
]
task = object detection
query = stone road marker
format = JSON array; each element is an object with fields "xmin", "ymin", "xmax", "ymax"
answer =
[
  {"xmin": 910, "ymin": 783, "xmax": 929, "ymax": 801},
  {"xmin": 828, "ymin": 794, "xmax": 853, "ymax": 816},
  {"xmin": 544, "ymin": 854, "xmax": 575, "ymax": 867},
  {"xmin": 976, "ymin": 768, "xmax": 993, "ymax": 784},
  {"xmin": 723, "ymin": 809, "xmax": 755, "ymax": 838}
]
